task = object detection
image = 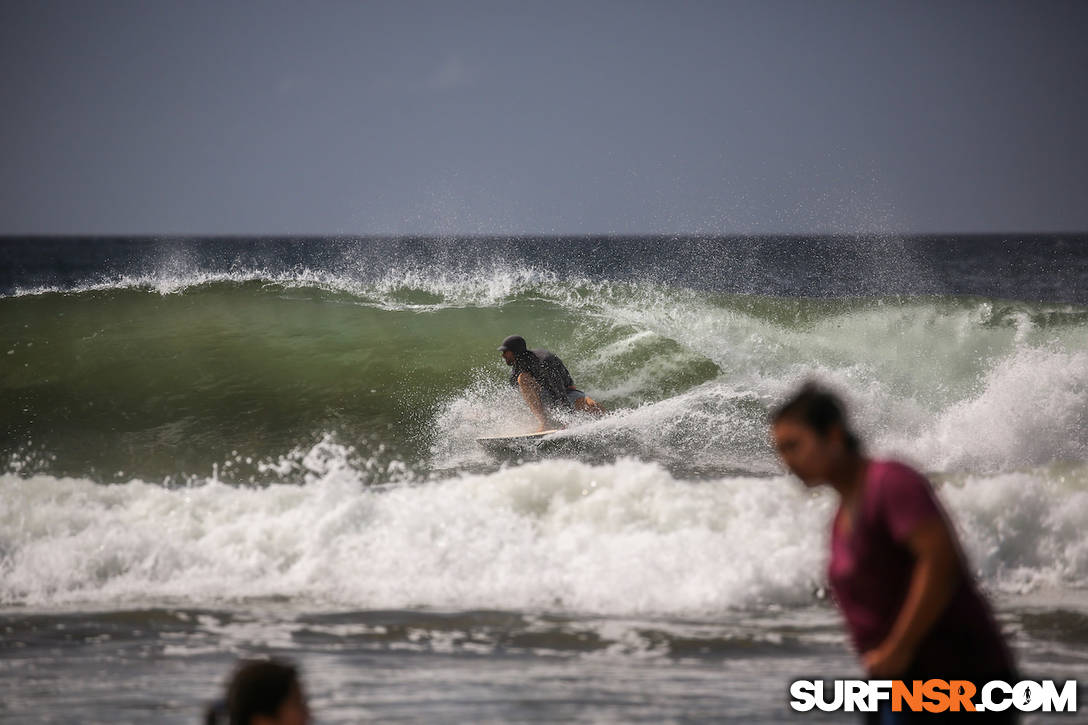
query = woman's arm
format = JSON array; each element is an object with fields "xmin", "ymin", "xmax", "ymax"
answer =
[{"xmin": 863, "ymin": 516, "xmax": 960, "ymax": 677}]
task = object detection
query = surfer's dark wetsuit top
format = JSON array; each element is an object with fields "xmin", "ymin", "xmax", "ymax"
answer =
[{"xmin": 509, "ymin": 349, "xmax": 576, "ymax": 409}]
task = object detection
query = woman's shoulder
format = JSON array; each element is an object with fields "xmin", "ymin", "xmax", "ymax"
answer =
[
  {"xmin": 868, "ymin": 458, "xmax": 931, "ymax": 489},
  {"xmin": 866, "ymin": 459, "xmax": 943, "ymax": 540}
]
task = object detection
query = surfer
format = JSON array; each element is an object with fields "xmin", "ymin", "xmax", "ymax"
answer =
[
  {"xmin": 498, "ymin": 334, "xmax": 604, "ymax": 432},
  {"xmin": 770, "ymin": 383, "xmax": 1016, "ymax": 723}
]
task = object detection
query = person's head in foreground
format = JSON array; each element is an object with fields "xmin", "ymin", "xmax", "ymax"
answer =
[
  {"xmin": 771, "ymin": 382, "xmax": 1016, "ymax": 722},
  {"xmin": 206, "ymin": 658, "xmax": 310, "ymax": 725},
  {"xmin": 769, "ymin": 381, "xmax": 864, "ymax": 488}
]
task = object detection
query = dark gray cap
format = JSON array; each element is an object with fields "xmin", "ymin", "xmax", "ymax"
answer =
[{"xmin": 497, "ymin": 335, "xmax": 528, "ymax": 353}]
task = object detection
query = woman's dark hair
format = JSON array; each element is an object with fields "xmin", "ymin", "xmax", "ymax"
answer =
[
  {"xmin": 205, "ymin": 659, "xmax": 300, "ymax": 725},
  {"xmin": 770, "ymin": 382, "xmax": 862, "ymax": 454}
]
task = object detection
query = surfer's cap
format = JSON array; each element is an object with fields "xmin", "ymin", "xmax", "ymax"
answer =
[{"xmin": 497, "ymin": 335, "xmax": 528, "ymax": 353}]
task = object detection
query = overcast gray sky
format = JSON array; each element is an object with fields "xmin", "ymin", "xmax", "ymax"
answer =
[{"xmin": 2, "ymin": 0, "xmax": 1086, "ymax": 236}]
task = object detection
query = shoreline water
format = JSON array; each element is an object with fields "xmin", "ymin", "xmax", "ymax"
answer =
[{"xmin": 2, "ymin": 596, "xmax": 1085, "ymax": 723}]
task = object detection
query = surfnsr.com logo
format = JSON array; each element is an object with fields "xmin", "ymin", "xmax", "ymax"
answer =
[{"xmin": 789, "ymin": 679, "xmax": 1078, "ymax": 714}]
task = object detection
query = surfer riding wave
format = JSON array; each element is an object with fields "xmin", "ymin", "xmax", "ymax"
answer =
[{"xmin": 498, "ymin": 335, "xmax": 605, "ymax": 432}]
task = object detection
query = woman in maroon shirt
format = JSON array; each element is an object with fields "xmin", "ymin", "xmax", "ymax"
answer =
[{"xmin": 770, "ymin": 383, "xmax": 1016, "ymax": 723}]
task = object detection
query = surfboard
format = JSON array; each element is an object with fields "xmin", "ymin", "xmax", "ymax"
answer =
[{"xmin": 475, "ymin": 429, "xmax": 564, "ymax": 454}]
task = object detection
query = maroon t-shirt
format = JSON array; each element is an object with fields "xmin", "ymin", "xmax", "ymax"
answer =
[{"xmin": 828, "ymin": 460, "xmax": 1013, "ymax": 676}]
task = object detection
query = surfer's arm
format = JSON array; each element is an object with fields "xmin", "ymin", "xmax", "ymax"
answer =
[
  {"xmin": 862, "ymin": 516, "xmax": 958, "ymax": 677},
  {"xmin": 517, "ymin": 372, "xmax": 555, "ymax": 431}
]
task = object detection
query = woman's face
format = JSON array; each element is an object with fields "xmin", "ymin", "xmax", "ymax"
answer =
[{"xmin": 771, "ymin": 418, "xmax": 840, "ymax": 487}]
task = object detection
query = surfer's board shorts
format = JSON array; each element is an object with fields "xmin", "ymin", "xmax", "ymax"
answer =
[{"xmin": 566, "ymin": 388, "xmax": 586, "ymax": 407}]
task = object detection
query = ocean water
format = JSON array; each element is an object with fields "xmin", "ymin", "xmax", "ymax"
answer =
[{"xmin": 1, "ymin": 236, "xmax": 1086, "ymax": 723}]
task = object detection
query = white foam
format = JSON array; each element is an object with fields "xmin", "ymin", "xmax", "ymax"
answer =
[
  {"xmin": 4, "ymin": 261, "xmax": 572, "ymax": 312},
  {"xmin": 942, "ymin": 465, "xmax": 1088, "ymax": 594},
  {"xmin": 0, "ymin": 458, "xmax": 831, "ymax": 612},
  {"xmin": 3, "ymin": 456, "xmax": 1084, "ymax": 613},
  {"xmin": 893, "ymin": 347, "xmax": 1088, "ymax": 472}
]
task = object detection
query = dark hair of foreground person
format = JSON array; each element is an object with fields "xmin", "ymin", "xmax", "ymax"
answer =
[{"xmin": 205, "ymin": 658, "xmax": 309, "ymax": 725}]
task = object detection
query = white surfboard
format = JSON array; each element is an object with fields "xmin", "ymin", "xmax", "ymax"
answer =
[
  {"xmin": 475, "ymin": 429, "xmax": 565, "ymax": 455},
  {"xmin": 475, "ymin": 429, "xmax": 564, "ymax": 444}
]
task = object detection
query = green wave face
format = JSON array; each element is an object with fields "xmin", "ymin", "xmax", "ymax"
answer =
[{"xmin": 3, "ymin": 275, "xmax": 1087, "ymax": 482}]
